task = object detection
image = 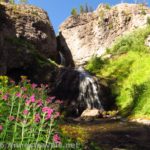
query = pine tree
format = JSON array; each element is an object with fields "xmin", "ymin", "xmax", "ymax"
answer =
[
  {"xmin": 80, "ymin": 5, "xmax": 84, "ymax": 14},
  {"xmin": 71, "ymin": 8, "xmax": 78, "ymax": 16},
  {"xmin": 85, "ymin": 3, "xmax": 89, "ymax": 13}
]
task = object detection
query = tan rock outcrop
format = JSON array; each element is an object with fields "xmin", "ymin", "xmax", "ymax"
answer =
[{"xmin": 59, "ymin": 3, "xmax": 150, "ymax": 65}]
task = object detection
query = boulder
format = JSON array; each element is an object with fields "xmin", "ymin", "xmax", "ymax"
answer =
[{"xmin": 81, "ymin": 108, "xmax": 101, "ymax": 117}]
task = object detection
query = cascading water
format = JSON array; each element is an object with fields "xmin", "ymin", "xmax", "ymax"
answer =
[
  {"xmin": 50, "ymin": 66, "xmax": 104, "ymax": 116},
  {"xmin": 77, "ymin": 67, "xmax": 103, "ymax": 110}
]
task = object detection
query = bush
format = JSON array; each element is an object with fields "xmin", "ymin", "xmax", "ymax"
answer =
[
  {"xmin": 109, "ymin": 26, "xmax": 150, "ymax": 55},
  {"xmin": 105, "ymin": 4, "xmax": 111, "ymax": 10},
  {"xmin": 86, "ymin": 56, "xmax": 105, "ymax": 73},
  {"xmin": 71, "ymin": 8, "xmax": 78, "ymax": 16}
]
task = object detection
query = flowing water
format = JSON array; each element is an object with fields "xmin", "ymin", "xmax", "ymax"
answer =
[
  {"xmin": 77, "ymin": 67, "xmax": 103, "ymax": 110},
  {"xmin": 51, "ymin": 67, "xmax": 104, "ymax": 115}
]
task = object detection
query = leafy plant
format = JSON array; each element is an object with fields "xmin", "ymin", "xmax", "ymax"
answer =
[{"xmin": 0, "ymin": 76, "xmax": 81, "ymax": 149}]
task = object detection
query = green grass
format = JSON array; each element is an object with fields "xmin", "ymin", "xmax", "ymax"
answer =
[{"xmin": 86, "ymin": 25, "xmax": 150, "ymax": 118}]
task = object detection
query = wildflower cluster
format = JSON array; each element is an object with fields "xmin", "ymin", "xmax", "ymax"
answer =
[{"xmin": 0, "ymin": 76, "xmax": 62, "ymax": 146}]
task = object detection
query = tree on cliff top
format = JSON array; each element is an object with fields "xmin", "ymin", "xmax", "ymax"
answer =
[
  {"xmin": 0, "ymin": 0, "xmax": 28, "ymax": 4},
  {"xmin": 71, "ymin": 8, "xmax": 78, "ymax": 16}
]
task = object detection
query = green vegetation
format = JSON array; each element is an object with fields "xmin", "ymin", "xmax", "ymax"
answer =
[
  {"xmin": 71, "ymin": 8, "xmax": 78, "ymax": 16},
  {"xmin": 86, "ymin": 25, "xmax": 150, "ymax": 118},
  {"xmin": 71, "ymin": 3, "xmax": 94, "ymax": 16},
  {"xmin": 0, "ymin": 76, "xmax": 83, "ymax": 149},
  {"xmin": 80, "ymin": 5, "xmax": 84, "ymax": 14},
  {"xmin": 0, "ymin": 0, "xmax": 28, "ymax": 4},
  {"xmin": 105, "ymin": 4, "xmax": 111, "ymax": 10}
]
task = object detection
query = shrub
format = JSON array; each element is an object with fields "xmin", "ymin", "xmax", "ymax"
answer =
[
  {"xmin": 105, "ymin": 4, "xmax": 111, "ymax": 10},
  {"xmin": 109, "ymin": 26, "xmax": 150, "ymax": 55},
  {"xmin": 71, "ymin": 8, "xmax": 78, "ymax": 16},
  {"xmin": 86, "ymin": 56, "xmax": 105, "ymax": 73}
]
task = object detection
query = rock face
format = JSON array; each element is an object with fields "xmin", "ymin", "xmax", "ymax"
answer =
[
  {"xmin": 0, "ymin": 3, "xmax": 59, "ymax": 78},
  {"xmin": 59, "ymin": 3, "xmax": 150, "ymax": 65}
]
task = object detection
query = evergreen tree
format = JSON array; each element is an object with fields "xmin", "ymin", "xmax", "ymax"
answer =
[
  {"xmin": 0, "ymin": 0, "xmax": 28, "ymax": 4},
  {"xmin": 71, "ymin": 8, "xmax": 78, "ymax": 16},
  {"xmin": 80, "ymin": 5, "xmax": 84, "ymax": 14},
  {"xmin": 85, "ymin": 3, "xmax": 89, "ymax": 13}
]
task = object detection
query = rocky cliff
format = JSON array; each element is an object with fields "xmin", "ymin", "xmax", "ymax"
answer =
[
  {"xmin": 0, "ymin": 3, "xmax": 59, "ymax": 82},
  {"xmin": 59, "ymin": 3, "xmax": 150, "ymax": 65}
]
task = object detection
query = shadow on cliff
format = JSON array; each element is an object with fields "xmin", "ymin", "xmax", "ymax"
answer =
[
  {"xmin": 0, "ymin": 4, "xmax": 57, "ymax": 84},
  {"xmin": 57, "ymin": 32, "xmax": 75, "ymax": 68},
  {"xmin": 0, "ymin": 4, "xmax": 16, "ymax": 75}
]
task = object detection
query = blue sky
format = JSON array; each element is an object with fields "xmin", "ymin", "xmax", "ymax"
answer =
[{"xmin": 29, "ymin": 0, "xmax": 149, "ymax": 33}]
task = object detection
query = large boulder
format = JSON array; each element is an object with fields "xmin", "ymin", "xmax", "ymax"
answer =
[
  {"xmin": 0, "ymin": 3, "xmax": 59, "ymax": 80},
  {"xmin": 59, "ymin": 3, "xmax": 150, "ymax": 65}
]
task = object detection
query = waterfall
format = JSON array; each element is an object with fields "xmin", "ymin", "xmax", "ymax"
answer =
[
  {"xmin": 50, "ymin": 67, "xmax": 104, "ymax": 116},
  {"xmin": 59, "ymin": 52, "xmax": 66, "ymax": 66},
  {"xmin": 77, "ymin": 67, "xmax": 103, "ymax": 110}
]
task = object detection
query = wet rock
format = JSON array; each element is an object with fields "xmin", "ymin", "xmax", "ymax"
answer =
[{"xmin": 81, "ymin": 108, "xmax": 103, "ymax": 118}]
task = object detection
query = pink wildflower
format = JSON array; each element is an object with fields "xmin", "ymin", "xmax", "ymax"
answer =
[
  {"xmin": 22, "ymin": 94, "xmax": 28, "ymax": 99},
  {"xmin": 42, "ymin": 107, "xmax": 53, "ymax": 120},
  {"xmin": 54, "ymin": 112, "xmax": 60, "ymax": 119},
  {"xmin": 45, "ymin": 113, "xmax": 52, "ymax": 120},
  {"xmin": 55, "ymin": 99, "xmax": 63, "ymax": 104},
  {"xmin": 31, "ymin": 83, "xmax": 37, "ymax": 89},
  {"xmin": 16, "ymin": 92, "xmax": 22, "ymax": 98},
  {"xmin": 42, "ymin": 107, "xmax": 50, "ymax": 113},
  {"xmin": 30, "ymin": 95, "xmax": 35, "ymax": 103},
  {"xmin": 8, "ymin": 116, "xmax": 15, "ymax": 121},
  {"xmin": 23, "ymin": 110, "xmax": 29, "ymax": 115},
  {"xmin": 2, "ymin": 94, "xmax": 9, "ymax": 101},
  {"xmin": 25, "ymin": 100, "xmax": 31, "ymax": 106},
  {"xmin": 46, "ymin": 109, "xmax": 53, "ymax": 120},
  {"xmin": 21, "ymin": 87, "xmax": 27, "ymax": 92},
  {"xmin": 46, "ymin": 96, "xmax": 56, "ymax": 104},
  {"xmin": 0, "ymin": 125, "xmax": 3, "ymax": 131},
  {"xmin": 46, "ymin": 98, "xmax": 52, "ymax": 104},
  {"xmin": 36, "ymin": 99, "xmax": 43, "ymax": 107},
  {"xmin": 35, "ymin": 114, "xmax": 41, "ymax": 123},
  {"xmin": 53, "ymin": 134, "xmax": 61, "ymax": 144}
]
